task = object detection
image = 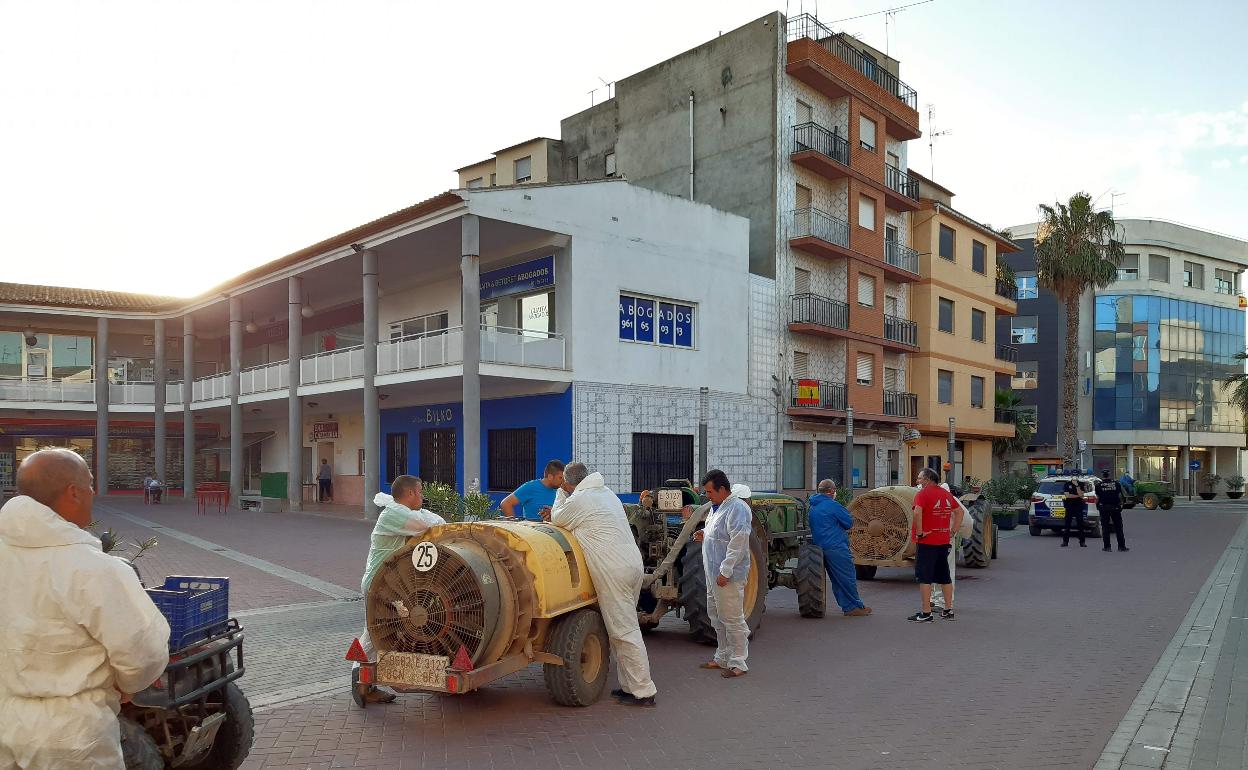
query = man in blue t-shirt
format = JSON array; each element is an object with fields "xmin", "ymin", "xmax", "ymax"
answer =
[{"xmin": 500, "ymin": 460, "xmax": 565, "ymax": 521}]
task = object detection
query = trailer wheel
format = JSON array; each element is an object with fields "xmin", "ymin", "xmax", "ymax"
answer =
[
  {"xmin": 544, "ymin": 608, "xmax": 609, "ymax": 707},
  {"xmin": 795, "ymin": 542, "xmax": 826, "ymax": 618},
  {"xmin": 179, "ymin": 683, "xmax": 254, "ymax": 770},
  {"xmin": 855, "ymin": 564, "xmax": 878, "ymax": 580},
  {"xmin": 120, "ymin": 716, "xmax": 163, "ymax": 770}
]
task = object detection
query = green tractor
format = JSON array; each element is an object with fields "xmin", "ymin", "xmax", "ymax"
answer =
[
  {"xmin": 626, "ymin": 480, "xmax": 826, "ymax": 643},
  {"xmin": 1124, "ymin": 480, "xmax": 1175, "ymax": 510}
]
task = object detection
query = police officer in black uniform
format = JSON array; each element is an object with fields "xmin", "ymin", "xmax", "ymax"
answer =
[
  {"xmin": 1061, "ymin": 471, "xmax": 1087, "ymax": 547},
  {"xmin": 1096, "ymin": 470, "xmax": 1130, "ymax": 552}
]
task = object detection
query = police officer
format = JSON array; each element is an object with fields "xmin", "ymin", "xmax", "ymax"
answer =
[
  {"xmin": 1061, "ymin": 470, "xmax": 1087, "ymax": 548},
  {"xmin": 1097, "ymin": 470, "xmax": 1130, "ymax": 552}
]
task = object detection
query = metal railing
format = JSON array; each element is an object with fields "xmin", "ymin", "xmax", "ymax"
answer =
[
  {"xmin": 786, "ymin": 13, "xmax": 918, "ymax": 110},
  {"xmin": 884, "ymin": 390, "xmax": 918, "ymax": 418},
  {"xmin": 377, "ymin": 327, "xmax": 462, "ymax": 375},
  {"xmin": 792, "ymin": 207, "xmax": 850, "ymax": 249},
  {"xmin": 996, "ymin": 279, "xmax": 1020, "ymax": 301},
  {"xmin": 884, "ymin": 240, "xmax": 920, "ymax": 274},
  {"xmin": 166, "ymin": 381, "xmax": 183, "ymax": 405},
  {"xmin": 192, "ymin": 373, "xmax": 231, "ymax": 402},
  {"xmin": 884, "ymin": 315, "xmax": 917, "ymax": 346},
  {"xmin": 793, "ymin": 121, "xmax": 849, "ymax": 166},
  {"xmin": 994, "ymin": 407, "xmax": 1016, "ymax": 424},
  {"xmin": 110, "ymin": 381, "xmax": 156, "ymax": 404},
  {"xmin": 301, "ymin": 346, "xmax": 366, "ymax": 386},
  {"xmin": 995, "ymin": 343, "xmax": 1018, "ymax": 363},
  {"xmin": 239, "ymin": 361, "xmax": 289, "ymax": 395},
  {"xmin": 0, "ymin": 376, "xmax": 95, "ymax": 403},
  {"xmin": 790, "ymin": 293, "xmax": 849, "ymax": 330},
  {"xmin": 885, "ymin": 164, "xmax": 918, "ymax": 200},
  {"xmin": 480, "ymin": 325, "xmax": 566, "ymax": 369},
  {"xmin": 790, "ymin": 378, "xmax": 848, "ymax": 411}
]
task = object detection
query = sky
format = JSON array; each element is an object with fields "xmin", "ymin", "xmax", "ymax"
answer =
[{"xmin": 1, "ymin": 0, "xmax": 1246, "ymax": 296}]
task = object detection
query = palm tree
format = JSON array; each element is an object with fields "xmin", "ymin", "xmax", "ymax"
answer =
[
  {"xmin": 992, "ymin": 387, "xmax": 1035, "ymax": 475},
  {"xmin": 1034, "ymin": 193, "xmax": 1125, "ymax": 466}
]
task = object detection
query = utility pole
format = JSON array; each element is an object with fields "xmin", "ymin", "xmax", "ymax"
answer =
[{"xmin": 947, "ymin": 417, "xmax": 956, "ymax": 483}]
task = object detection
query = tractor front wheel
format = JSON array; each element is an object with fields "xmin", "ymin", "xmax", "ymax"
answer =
[
  {"xmin": 543, "ymin": 608, "xmax": 610, "ymax": 707},
  {"xmin": 1142, "ymin": 493, "xmax": 1160, "ymax": 510},
  {"xmin": 795, "ymin": 542, "xmax": 826, "ymax": 618}
]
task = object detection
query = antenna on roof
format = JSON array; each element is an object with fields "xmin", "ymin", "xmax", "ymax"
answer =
[{"xmin": 926, "ymin": 103, "xmax": 951, "ymax": 179}]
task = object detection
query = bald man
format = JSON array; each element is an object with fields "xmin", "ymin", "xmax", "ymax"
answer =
[{"xmin": 0, "ymin": 448, "xmax": 170, "ymax": 769}]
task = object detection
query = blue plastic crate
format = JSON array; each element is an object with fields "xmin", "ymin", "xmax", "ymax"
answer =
[{"xmin": 147, "ymin": 576, "xmax": 230, "ymax": 650}]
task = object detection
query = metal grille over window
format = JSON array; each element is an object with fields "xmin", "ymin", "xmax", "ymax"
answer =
[
  {"xmin": 631, "ymin": 433, "xmax": 694, "ymax": 493},
  {"xmin": 488, "ymin": 428, "xmax": 536, "ymax": 492}
]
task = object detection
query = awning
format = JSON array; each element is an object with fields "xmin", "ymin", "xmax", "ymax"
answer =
[{"xmin": 200, "ymin": 431, "xmax": 275, "ymax": 453}]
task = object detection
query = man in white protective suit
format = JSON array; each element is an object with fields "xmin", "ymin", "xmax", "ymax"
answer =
[
  {"xmin": 551, "ymin": 461, "xmax": 658, "ymax": 707},
  {"xmin": 0, "ymin": 448, "xmax": 171, "ymax": 769}
]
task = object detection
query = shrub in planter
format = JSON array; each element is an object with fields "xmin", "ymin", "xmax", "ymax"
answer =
[
  {"xmin": 1226, "ymin": 475, "xmax": 1245, "ymax": 500},
  {"xmin": 1199, "ymin": 474, "xmax": 1222, "ymax": 501},
  {"xmin": 992, "ymin": 508, "xmax": 1019, "ymax": 530}
]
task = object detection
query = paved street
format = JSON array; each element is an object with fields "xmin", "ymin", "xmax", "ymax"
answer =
[{"xmin": 92, "ymin": 497, "xmax": 1248, "ymax": 769}]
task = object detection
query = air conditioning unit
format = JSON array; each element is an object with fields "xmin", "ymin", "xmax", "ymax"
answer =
[{"xmin": 1025, "ymin": 378, "xmax": 1037, "ymax": 388}]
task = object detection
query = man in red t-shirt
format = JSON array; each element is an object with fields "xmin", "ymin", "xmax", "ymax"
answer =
[{"xmin": 908, "ymin": 467, "xmax": 964, "ymax": 622}]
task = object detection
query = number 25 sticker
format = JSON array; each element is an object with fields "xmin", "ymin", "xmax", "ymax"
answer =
[{"xmin": 412, "ymin": 541, "xmax": 438, "ymax": 572}]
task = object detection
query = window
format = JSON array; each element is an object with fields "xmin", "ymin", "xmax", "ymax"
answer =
[
  {"xmin": 852, "ymin": 445, "xmax": 868, "ymax": 488},
  {"xmin": 389, "ymin": 312, "xmax": 449, "ymax": 341},
  {"xmin": 859, "ymin": 115, "xmax": 877, "ymax": 151},
  {"xmin": 938, "ymin": 370, "xmax": 953, "ymax": 404},
  {"xmin": 1013, "ymin": 361, "xmax": 1038, "ymax": 389},
  {"xmin": 1016, "ymin": 273, "xmax": 1038, "ymax": 299},
  {"xmin": 632, "ymin": 433, "xmax": 693, "ymax": 493},
  {"xmin": 884, "ymin": 366, "xmax": 900, "ymax": 391},
  {"xmin": 1118, "ymin": 253, "xmax": 1139, "ymax": 281},
  {"xmin": 971, "ymin": 240, "xmax": 986, "ymax": 274},
  {"xmin": 885, "ymin": 224, "xmax": 898, "ymax": 243},
  {"xmin": 520, "ymin": 290, "xmax": 555, "ymax": 335},
  {"xmin": 794, "ymin": 267, "xmax": 811, "ymax": 295},
  {"xmin": 795, "ymin": 183, "xmax": 811, "ymax": 211},
  {"xmin": 887, "ymin": 151, "xmax": 900, "ymax": 170},
  {"xmin": 605, "ymin": 151, "xmax": 617, "ymax": 177},
  {"xmin": 488, "ymin": 428, "xmax": 536, "ymax": 492},
  {"xmin": 858, "ymin": 195, "xmax": 876, "ymax": 230},
  {"xmin": 857, "ymin": 273, "xmax": 876, "ymax": 307},
  {"xmin": 419, "ymin": 429, "xmax": 456, "ymax": 487},
  {"xmin": 939, "ymin": 225, "xmax": 956, "ymax": 261},
  {"xmin": 938, "ymin": 298, "xmax": 954, "ymax": 333},
  {"xmin": 51, "ymin": 335, "xmax": 93, "ymax": 379},
  {"xmin": 796, "ymin": 99, "xmax": 812, "ymax": 125},
  {"xmin": 0, "ymin": 332, "xmax": 21, "ymax": 378},
  {"xmin": 782, "ymin": 441, "xmax": 807, "ymax": 489},
  {"xmin": 514, "ymin": 156, "xmax": 532, "ymax": 183},
  {"xmin": 970, "ymin": 376, "xmax": 985, "ymax": 409},
  {"xmin": 1215, "ymin": 269, "xmax": 1236, "ymax": 295},
  {"xmin": 1011, "ymin": 315, "xmax": 1038, "ymax": 344},
  {"xmin": 855, "ymin": 352, "xmax": 873, "ymax": 386},
  {"xmin": 971, "ymin": 308, "xmax": 986, "ymax": 342},
  {"xmin": 619, "ymin": 293, "xmax": 695, "ymax": 348},
  {"xmin": 1149, "ymin": 254, "xmax": 1169, "ymax": 283},
  {"xmin": 793, "ymin": 350, "xmax": 809, "ymax": 379},
  {"xmin": 1017, "ymin": 404, "xmax": 1038, "ymax": 430},
  {"xmin": 467, "ymin": 177, "xmax": 484, "ymax": 189},
  {"xmin": 385, "ymin": 433, "xmax": 408, "ymax": 484},
  {"xmin": 1184, "ymin": 261, "xmax": 1204, "ymax": 289},
  {"xmin": 358, "ymin": 448, "xmax": 366, "ymax": 476}
]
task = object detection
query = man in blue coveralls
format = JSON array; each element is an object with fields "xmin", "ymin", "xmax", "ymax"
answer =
[
  {"xmin": 809, "ymin": 478, "xmax": 872, "ymax": 616},
  {"xmin": 500, "ymin": 460, "xmax": 565, "ymax": 521}
]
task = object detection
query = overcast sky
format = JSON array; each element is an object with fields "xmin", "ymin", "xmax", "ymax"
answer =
[{"xmin": 2, "ymin": 0, "xmax": 1245, "ymax": 296}]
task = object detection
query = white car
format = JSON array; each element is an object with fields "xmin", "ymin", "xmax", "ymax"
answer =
[{"xmin": 1027, "ymin": 474, "xmax": 1102, "ymax": 537}]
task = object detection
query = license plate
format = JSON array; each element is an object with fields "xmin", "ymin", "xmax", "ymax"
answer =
[
  {"xmin": 376, "ymin": 652, "xmax": 449, "ymax": 689},
  {"xmin": 1051, "ymin": 509, "xmax": 1065, "ymax": 518}
]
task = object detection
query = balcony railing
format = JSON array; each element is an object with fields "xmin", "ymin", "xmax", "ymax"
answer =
[
  {"xmin": 786, "ymin": 14, "xmax": 918, "ymax": 110},
  {"xmin": 301, "ymin": 345, "xmax": 366, "ymax": 386},
  {"xmin": 239, "ymin": 361, "xmax": 290, "ymax": 395},
  {"xmin": 790, "ymin": 378, "xmax": 847, "ymax": 411},
  {"xmin": 192, "ymin": 373, "xmax": 231, "ymax": 402},
  {"xmin": 885, "ymin": 165, "xmax": 918, "ymax": 200},
  {"xmin": 110, "ymin": 381, "xmax": 156, "ymax": 405},
  {"xmin": 377, "ymin": 325, "xmax": 568, "ymax": 376},
  {"xmin": 884, "ymin": 240, "xmax": 919, "ymax": 274},
  {"xmin": 480, "ymin": 325, "xmax": 566, "ymax": 369},
  {"xmin": 996, "ymin": 343, "xmax": 1018, "ymax": 363},
  {"xmin": 884, "ymin": 390, "xmax": 918, "ymax": 418},
  {"xmin": 378, "ymin": 328, "xmax": 461, "ymax": 375},
  {"xmin": 790, "ymin": 293, "xmax": 849, "ymax": 330},
  {"xmin": 166, "ymin": 381, "xmax": 183, "ymax": 405},
  {"xmin": 994, "ymin": 407, "xmax": 1016, "ymax": 424},
  {"xmin": 792, "ymin": 207, "xmax": 850, "ymax": 249},
  {"xmin": 996, "ymin": 279, "xmax": 1020, "ymax": 301},
  {"xmin": 884, "ymin": 314, "xmax": 917, "ymax": 346},
  {"xmin": 793, "ymin": 122, "xmax": 849, "ymax": 166},
  {"xmin": 0, "ymin": 376, "xmax": 95, "ymax": 403}
]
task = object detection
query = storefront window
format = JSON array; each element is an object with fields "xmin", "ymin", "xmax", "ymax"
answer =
[
  {"xmin": 782, "ymin": 442, "xmax": 807, "ymax": 489},
  {"xmin": 52, "ymin": 335, "xmax": 93, "ymax": 380},
  {"xmin": 520, "ymin": 291, "xmax": 555, "ymax": 336},
  {"xmin": 0, "ymin": 332, "xmax": 22, "ymax": 378}
]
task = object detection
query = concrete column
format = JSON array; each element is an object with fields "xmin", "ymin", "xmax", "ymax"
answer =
[
  {"xmin": 1126, "ymin": 444, "xmax": 1135, "ymax": 476},
  {"xmin": 229, "ymin": 297, "xmax": 243, "ymax": 506},
  {"xmin": 153, "ymin": 318, "xmax": 166, "ymax": 484},
  {"xmin": 94, "ymin": 317, "xmax": 109, "ymax": 495},
  {"xmin": 363, "ymin": 251, "xmax": 380, "ymax": 519},
  {"xmin": 183, "ymin": 315, "xmax": 195, "ymax": 498},
  {"xmin": 287, "ymin": 277, "xmax": 303, "ymax": 511},
  {"xmin": 461, "ymin": 215, "xmax": 482, "ymax": 495},
  {"xmin": 1211, "ymin": 448, "xmax": 1218, "ymax": 478}
]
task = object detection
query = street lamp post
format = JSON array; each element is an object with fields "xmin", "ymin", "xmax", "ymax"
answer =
[{"xmin": 1187, "ymin": 416, "xmax": 1197, "ymax": 502}]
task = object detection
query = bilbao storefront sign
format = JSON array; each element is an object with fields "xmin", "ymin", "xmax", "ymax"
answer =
[{"xmin": 479, "ymin": 256, "xmax": 554, "ymax": 301}]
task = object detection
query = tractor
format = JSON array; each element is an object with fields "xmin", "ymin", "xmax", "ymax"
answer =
[{"xmin": 626, "ymin": 480, "xmax": 826, "ymax": 643}]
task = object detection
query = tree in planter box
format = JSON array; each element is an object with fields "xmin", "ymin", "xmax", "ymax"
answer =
[
  {"xmin": 1226, "ymin": 475, "xmax": 1245, "ymax": 500},
  {"xmin": 1199, "ymin": 473, "xmax": 1222, "ymax": 500},
  {"xmin": 982, "ymin": 475, "xmax": 1021, "ymax": 529}
]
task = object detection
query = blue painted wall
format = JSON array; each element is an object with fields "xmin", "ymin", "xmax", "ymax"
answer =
[{"xmin": 379, "ymin": 390, "xmax": 573, "ymax": 499}]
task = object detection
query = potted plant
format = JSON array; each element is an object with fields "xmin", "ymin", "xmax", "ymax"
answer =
[
  {"xmin": 1226, "ymin": 475, "xmax": 1245, "ymax": 500},
  {"xmin": 984, "ymin": 476, "xmax": 1020, "ymax": 530},
  {"xmin": 1199, "ymin": 473, "xmax": 1222, "ymax": 501}
]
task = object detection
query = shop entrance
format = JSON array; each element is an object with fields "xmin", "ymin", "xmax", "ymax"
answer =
[{"xmin": 419, "ymin": 429, "xmax": 456, "ymax": 487}]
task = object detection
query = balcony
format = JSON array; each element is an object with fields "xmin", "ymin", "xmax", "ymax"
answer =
[
  {"xmin": 996, "ymin": 279, "xmax": 1020, "ymax": 302},
  {"xmin": 377, "ymin": 325, "xmax": 567, "ymax": 375},
  {"xmin": 193, "ymin": 373, "xmax": 231, "ymax": 402},
  {"xmin": 789, "ymin": 378, "xmax": 847, "ymax": 412},
  {"xmin": 301, "ymin": 346, "xmax": 366, "ymax": 386},
  {"xmin": 884, "ymin": 240, "xmax": 919, "ymax": 276},
  {"xmin": 0, "ymin": 376, "xmax": 94, "ymax": 403},
  {"xmin": 239, "ymin": 361, "xmax": 290, "ymax": 395},
  {"xmin": 883, "ymin": 314, "xmax": 918, "ymax": 349},
  {"xmin": 480, "ymin": 325, "xmax": 566, "ymax": 369},
  {"xmin": 378, "ymin": 328, "xmax": 463, "ymax": 374},
  {"xmin": 995, "ymin": 407, "xmax": 1016, "ymax": 424},
  {"xmin": 884, "ymin": 390, "xmax": 918, "ymax": 418},
  {"xmin": 996, "ymin": 343, "xmax": 1018, "ymax": 363},
  {"xmin": 790, "ymin": 292, "xmax": 849, "ymax": 331},
  {"xmin": 791, "ymin": 207, "xmax": 850, "ymax": 257},
  {"xmin": 791, "ymin": 122, "xmax": 850, "ymax": 178},
  {"xmin": 883, "ymin": 165, "xmax": 920, "ymax": 212}
]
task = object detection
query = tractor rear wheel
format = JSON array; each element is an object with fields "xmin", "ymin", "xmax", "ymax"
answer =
[
  {"xmin": 543, "ymin": 608, "xmax": 609, "ymax": 707},
  {"xmin": 963, "ymin": 499, "xmax": 993, "ymax": 568},
  {"xmin": 1160, "ymin": 497, "xmax": 1175, "ymax": 510},
  {"xmin": 678, "ymin": 533, "xmax": 767, "ymax": 643},
  {"xmin": 795, "ymin": 542, "xmax": 826, "ymax": 618}
]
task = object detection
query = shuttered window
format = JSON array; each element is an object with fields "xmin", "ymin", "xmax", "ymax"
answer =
[
  {"xmin": 796, "ymin": 100, "xmax": 812, "ymax": 125},
  {"xmin": 794, "ymin": 267, "xmax": 811, "ymax": 295},
  {"xmin": 971, "ymin": 308, "xmax": 986, "ymax": 342},
  {"xmin": 795, "ymin": 184, "xmax": 812, "ymax": 210},
  {"xmin": 793, "ymin": 350, "xmax": 809, "ymax": 379},
  {"xmin": 488, "ymin": 428, "xmax": 536, "ymax": 492},
  {"xmin": 1150, "ymin": 254, "xmax": 1169, "ymax": 283},
  {"xmin": 856, "ymin": 353, "xmax": 873, "ymax": 386},
  {"xmin": 938, "ymin": 370, "xmax": 953, "ymax": 404},
  {"xmin": 631, "ymin": 433, "xmax": 694, "ymax": 493},
  {"xmin": 857, "ymin": 273, "xmax": 876, "ymax": 307},
  {"xmin": 858, "ymin": 195, "xmax": 876, "ymax": 231},
  {"xmin": 514, "ymin": 155, "xmax": 532, "ymax": 183},
  {"xmin": 884, "ymin": 366, "xmax": 899, "ymax": 391},
  {"xmin": 972, "ymin": 240, "xmax": 987, "ymax": 274},
  {"xmin": 939, "ymin": 225, "xmax": 956, "ymax": 260},
  {"xmin": 970, "ymin": 376, "xmax": 985, "ymax": 409},
  {"xmin": 938, "ymin": 298, "xmax": 954, "ymax": 333}
]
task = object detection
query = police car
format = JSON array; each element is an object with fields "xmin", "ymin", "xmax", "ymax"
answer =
[{"xmin": 1027, "ymin": 472, "xmax": 1102, "ymax": 537}]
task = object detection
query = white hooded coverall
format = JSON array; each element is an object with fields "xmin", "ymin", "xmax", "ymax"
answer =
[
  {"xmin": 0, "ymin": 495, "xmax": 171, "ymax": 770},
  {"xmin": 551, "ymin": 472, "xmax": 657, "ymax": 698}
]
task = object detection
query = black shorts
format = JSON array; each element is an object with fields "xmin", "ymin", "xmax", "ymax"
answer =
[{"xmin": 915, "ymin": 543, "xmax": 952, "ymax": 585}]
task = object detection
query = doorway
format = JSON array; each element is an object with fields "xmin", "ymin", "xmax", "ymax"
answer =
[
  {"xmin": 316, "ymin": 441, "xmax": 335, "ymax": 501},
  {"xmin": 420, "ymin": 429, "xmax": 456, "ymax": 487}
]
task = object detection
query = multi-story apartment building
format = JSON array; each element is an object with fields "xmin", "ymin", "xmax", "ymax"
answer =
[
  {"xmin": 455, "ymin": 138, "xmax": 568, "ymax": 189},
  {"xmin": 1000, "ymin": 219, "xmax": 1248, "ymax": 490},
  {"xmin": 907, "ymin": 172, "xmax": 1019, "ymax": 482}
]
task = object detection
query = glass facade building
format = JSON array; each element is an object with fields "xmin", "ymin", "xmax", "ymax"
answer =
[{"xmin": 1093, "ymin": 295, "xmax": 1245, "ymax": 432}]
